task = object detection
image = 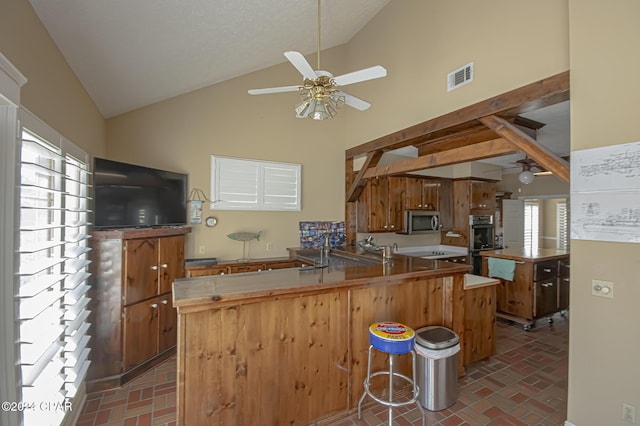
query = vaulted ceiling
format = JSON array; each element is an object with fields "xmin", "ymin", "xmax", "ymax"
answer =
[{"xmin": 29, "ymin": 0, "xmax": 390, "ymax": 118}]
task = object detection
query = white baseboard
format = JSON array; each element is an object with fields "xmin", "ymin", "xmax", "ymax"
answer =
[{"xmin": 564, "ymin": 421, "xmax": 577, "ymax": 426}]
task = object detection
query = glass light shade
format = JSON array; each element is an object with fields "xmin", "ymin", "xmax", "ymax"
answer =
[
  {"xmin": 295, "ymin": 101, "xmax": 310, "ymax": 117},
  {"xmin": 518, "ymin": 170, "xmax": 534, "ymax": 184}
]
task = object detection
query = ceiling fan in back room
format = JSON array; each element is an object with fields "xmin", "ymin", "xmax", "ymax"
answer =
[{"xmin": 248, "ymin": 0, "xmax": 387, "ymax": 120}]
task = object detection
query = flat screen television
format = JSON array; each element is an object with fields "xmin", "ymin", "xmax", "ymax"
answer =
[{"xmin": 93, "ymin": 157, "xmax": 188, "ymax": 229}]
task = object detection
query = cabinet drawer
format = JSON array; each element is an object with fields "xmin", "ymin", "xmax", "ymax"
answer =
[
  {"xmin": 186, "ymin": 266, "xmax": 229, "ymax": 277},
  {"xmin": 534, "ymin": 260, "xmax": 557, "ymax": 281},
  {"xmin": 228, "ymin": 263, "xmax": 265, "ymax": 273},
  {"xmin": 264, "ymin": 260, "xmax": 302, "ymax": 270}
]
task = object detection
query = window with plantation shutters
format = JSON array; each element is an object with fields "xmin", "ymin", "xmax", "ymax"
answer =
[
  {"xmin": 210, "ymin": 155, "xmax": 301, "ymax": 211},
  {"xmin": 17, "ymin": 121, "xmax": 91, "ymax": 425}
]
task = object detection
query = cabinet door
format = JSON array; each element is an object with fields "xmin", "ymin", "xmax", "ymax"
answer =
[
  {"xmin": 498, "ymin": 262, "xmax": 533, "ymax": 319},
  {"xmin": 558, "ymin": 258, "xmax": 570, "ymax": 310},
  {"xmin": 405, "ymin": 177, "xmax": 423, "ymax": 209},
  {"xmin": 439, "ymin": 179, "xmax": 453, "ymax": 230},
  {"xmin": 123, "ymin": 298, "xmax": 159, "ymax": 370},
  {"xmin": 470, "ymin": 181, "xmax": 496, "ymax": 212},
  {"xmin": 387, "ymin": 177, "xmax": 405, "ymax": 231},
  {"xmin": 421, "ymin": 179, "xmax": 440, "ymax": 211},
  {"xmin": 124, "ymin": 239, "xmax": 159, "ymax": 305},
  {"xmin": 534, "ymin": 280, "xmax": 558, "ymax": 318},
  {"xmin": 158, "ymin": 235, "xmax": 186, "ymax": 294},
  {"xmin": 158, "ymin": 296, "xmax": 177, "ymax": 352},
  {"xmin": 367, "ymin": 177, "xmax": 389, "ymax": 232}
]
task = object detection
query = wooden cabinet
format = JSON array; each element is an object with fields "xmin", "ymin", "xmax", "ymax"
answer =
[
  {"xmin": 406, "ymin": 177, "xmax": 439, "ymax": 210},
  {"xmin": 482, "ymin": 253, "xmax": 569, "ymax": 329},
  {"xmin": 357, "ymin": 176, "xmax": 405, "ymax": 232},
  {"xmin": 88, "ymin": 227, "xmax": 190, "ymax": 392},
  {"xmin": 357, "ymin": 175, "xmax": 453, "ymax": 233},
  {"xmin": 447, "ymin": 179, "xmax": 497, "ymax": 247},
  {"xmin": 470, "ymin": 180, "xmax": 496, "ymax": 214},
  {"xmin": 463, "ymin": 284, "xmax": 497, "ymax": 364}
]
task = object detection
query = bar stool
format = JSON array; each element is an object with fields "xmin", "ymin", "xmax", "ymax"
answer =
[{"xmin": 357, "ymin": 321, "xmax": 426, "ymax": 426}]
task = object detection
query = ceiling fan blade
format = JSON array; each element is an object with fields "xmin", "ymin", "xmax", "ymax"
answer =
[
  {"xmin": 248, "ymin": 85, "xmax": 300, "ymax": 95},
  {"xmin": 336, "ymin": 91, "xmax": 371, "ymax": 111},
  {"xmin": 284, "ymin": 51, "xmax": 317, "ymax": 81},
  {"xmin": 333, "ymin": 65, "xmax": 387, "ymax": 87}
]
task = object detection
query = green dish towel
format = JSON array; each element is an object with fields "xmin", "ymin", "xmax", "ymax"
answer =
[{"xmin": 488, "ymin": 257, "xmax": 516, "ymax": 281}]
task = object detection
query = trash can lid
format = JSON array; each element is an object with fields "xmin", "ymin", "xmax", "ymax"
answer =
[{"xmin": 415, "ymin": 326, "xmax": 459, "ymax": 350}]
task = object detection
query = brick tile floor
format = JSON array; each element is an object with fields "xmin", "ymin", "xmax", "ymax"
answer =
[{"xmin": 78, "ymin": 313, "xmax": 568, "ymax": 425}]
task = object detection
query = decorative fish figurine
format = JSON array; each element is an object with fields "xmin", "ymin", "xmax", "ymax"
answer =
[{"xmin": 227, "ymin": 232, "xmax": 260, "ymax": 242}]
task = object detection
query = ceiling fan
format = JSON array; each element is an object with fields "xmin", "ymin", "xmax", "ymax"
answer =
[{"xmin": 247, "ymin": 0, "xmax": 387, "ymax": 120}]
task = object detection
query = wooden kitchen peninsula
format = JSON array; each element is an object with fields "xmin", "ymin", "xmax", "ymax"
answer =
[{"xmin": 172, "ymin": 249, "xmax": 495, "ymax": 425}]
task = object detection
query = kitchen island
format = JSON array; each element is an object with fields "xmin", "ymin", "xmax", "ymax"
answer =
[
  {"xmin": 172, "ymin": 248, "xmax": 495, "ymax": 425},
  {"xmin": 481, "ymin": 248, "xmax": 570, "ymax": 330}
]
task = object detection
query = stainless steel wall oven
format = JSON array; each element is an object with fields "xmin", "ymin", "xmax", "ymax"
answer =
[{"xmin": 469, "ymin": 215, "xmax": 495, "ymax": 274}]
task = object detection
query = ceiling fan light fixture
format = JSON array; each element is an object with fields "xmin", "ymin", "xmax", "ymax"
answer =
[
  {"xmin": 518, "ymin": 169, "xmax": 535, "ymax": 184},
  {"xmin": 248, "ymin": 0, "xmax": 386, "ymax": 119}
]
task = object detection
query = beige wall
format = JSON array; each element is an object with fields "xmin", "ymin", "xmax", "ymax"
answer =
[
  {"xmin": 344, "ymin": 0, "xmax": 569, "ymax": 150},
  {"xmin": 0, "ymin": 0, "xmax": 105, "ymax": 155},
  {"xmin": 106, "ymin": 47, "xmax": 348, "ymax": 260},
  {"xmin": 567, "ymin": 1, "xmax": 640, "ymax": 424}
]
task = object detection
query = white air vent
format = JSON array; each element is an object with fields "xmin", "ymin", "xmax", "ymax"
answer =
[{"xmin": 447, "ymin": 62, "xmax": 473, "ymax": 91}]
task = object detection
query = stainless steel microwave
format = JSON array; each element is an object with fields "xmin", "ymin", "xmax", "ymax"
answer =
[{"xmin": 403, "ymin": 210, "xmax": 440, "ymax": 234}]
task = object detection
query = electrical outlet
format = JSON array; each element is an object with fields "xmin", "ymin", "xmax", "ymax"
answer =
[
  {"xmin": 198, "ymin": 245, "xmax": 206, "ymax": 255},
  {"xmin": 592, "ymin": 280, "xmax": 614, "ymax": 299},
  {"xmin": 266, "ymin": 242, "xmax": 272, "ymax": 252},
  {"xmin": 623, "ymin": 403, "xmax": 636, "ymax": 423}
]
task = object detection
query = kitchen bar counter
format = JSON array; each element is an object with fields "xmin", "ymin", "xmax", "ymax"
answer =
[
  {"xmin": 174, "ymin": 249, "xmax": 470, "ymax": 310},
  {"xmin": 173, "ymin": 249, "xmax": 487, "ymax": 425}
]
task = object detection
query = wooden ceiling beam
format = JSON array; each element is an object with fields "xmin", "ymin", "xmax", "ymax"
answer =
[
  {"xmin": 345, "ymin": 70, "xmax": 569, "ymax": 159},
  {"xmin": 479, "ymin": 115, "xmax": 570, "ymax": 182},
  {"xmin": 345, "ymin": 150, "xmax": 384, "ymax": 202},
  {"xmin": 361, "ymin": 138, "xmax": 518, "ymax": 179},
  {"xmin": 416, "ymin": 128, "xmax": 501, "ymax": 156}
]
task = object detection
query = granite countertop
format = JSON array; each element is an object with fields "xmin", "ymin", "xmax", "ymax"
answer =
[
  {"xmin": 479, "ymin": 247, "xmax": 569, "ymax": 262},
  {"xmin": 173, "ymin": 248, "xmax": 471, "ymax": 310}
]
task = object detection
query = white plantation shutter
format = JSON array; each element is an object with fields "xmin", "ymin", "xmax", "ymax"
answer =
[
  {"xmin": 211, "ymin": 156, "xmax": 301, "ymax": 211},
  {"xmin": 557, "ymin": 202, "xmax": 568, "ymax": 250},
  {"xmin": 17, "ymin": 114, "xmax": 91, "ymax": 426},
  {"xmin": 524, "ymin": 200, "xmax": 539, "ymax": 251}
]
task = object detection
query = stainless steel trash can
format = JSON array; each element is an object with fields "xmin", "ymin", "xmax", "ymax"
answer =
[{"xmin": 414, "ymin": 326, "xmax": 460, "ymax": 411}]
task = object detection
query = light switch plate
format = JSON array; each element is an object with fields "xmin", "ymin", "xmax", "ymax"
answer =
[{"xmin": 592, "ymin": 280, "xmax": 614, "ymax": 299}]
